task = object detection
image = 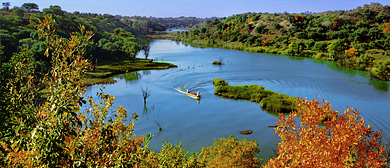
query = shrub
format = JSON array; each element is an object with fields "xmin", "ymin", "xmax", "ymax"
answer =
[
  {"xmin": 213, "ymin": 78, "xmax": 228, "ymax": 86},
  {"xmin": 212, "ymin": 61, "xmax": 222, "ymax": 65},
  {"xmin": 198, "ymin": 135, "xmax": 262, "ymax": 167}
]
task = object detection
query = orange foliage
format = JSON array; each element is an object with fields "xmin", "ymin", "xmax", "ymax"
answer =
[
  {"xmin": 261, "ymin": 40, "xmax": 268, "ymax": 46},
  {"xmin": 264, "ymin": 98, "xmax": 387, "ymax": 167},
  {"xmin": 384, "ymin": 23, "xmax": 390, "ymax": 33},
  {"xmin": 294, "ymin": 14, "xmax": 299, "ymax": 21},
  {"xmin": 248, "ymin": 18, "xmax": 253, "ymax": 24},
  {"xmin": 222, "ymin": 26, "xmax": 230, "ymax": 35},
  {"xmin": 333, "ymin": 20, "xmax": 339, "ymax": 26},
  {"xmin": 345, "ymin": 48, "xmax": 358, "ymax": 58}
]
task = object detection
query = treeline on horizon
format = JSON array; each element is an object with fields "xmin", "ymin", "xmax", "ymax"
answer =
[
  {"xmin": 177, "ymin": 3, "xmax": 390, "ymax": 81},
  {"xmin": 0, "ymin": 2, "xmax": 211, "ymax": 70}
]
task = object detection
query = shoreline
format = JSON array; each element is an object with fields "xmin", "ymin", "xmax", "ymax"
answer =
[{"xmin": 81, "ymin": 58, "xmax": 177, "ymax": 87}]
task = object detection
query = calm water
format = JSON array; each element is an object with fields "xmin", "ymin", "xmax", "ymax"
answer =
[
  {"xmin": 163, "ymin": 28, "xmax": 189, "ymax": 33},
  {"xmin": 85, "ymin": 40, "xmax": 390, "ymax": 160}
]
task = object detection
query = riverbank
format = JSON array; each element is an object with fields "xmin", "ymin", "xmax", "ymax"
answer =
[
  {"xmin": 173, "ymin": 36, "xmax": 390, "ymax": 81},
  {"xmin": 147, "ymin": 32, "xmax": 178, "ymax": 39},
  {"xmin": 81, "ymin": 58, "xmax": 177, "ymax": 87},
  {"xmin": 213, "ymin": 79, "xmax": 297, "ymax": 113}
]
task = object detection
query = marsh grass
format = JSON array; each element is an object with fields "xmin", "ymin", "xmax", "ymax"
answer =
[
  {"xmin": 213, "ymin": 79, "xmax": 297, "ymax": 113},
  {"xmin": 81, "ymin": 59, "xmax": 177, "ymax": 86}
]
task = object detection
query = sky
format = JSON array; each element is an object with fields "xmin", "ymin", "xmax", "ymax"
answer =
[{"xmin": 5, "ymin": 0, "xmax": 390, "ymax": 18}]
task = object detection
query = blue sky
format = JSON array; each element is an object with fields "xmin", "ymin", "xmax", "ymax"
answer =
[{"xmin": 6, "ymin": 0, "xmax": 390, "ymax": 18}]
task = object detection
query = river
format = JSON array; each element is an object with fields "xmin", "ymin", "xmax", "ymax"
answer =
[{"xmin": 85, "ymin": 39, "xmax": 390, "ymax": 160}]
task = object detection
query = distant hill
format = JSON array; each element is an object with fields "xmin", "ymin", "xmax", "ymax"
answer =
[
  {"xmin": 0, "ymin": 4, "xmax": 208, "ymax": 64},
  {"xmin": 177, "ymin": 3, "xmax": 390, "ymax": 80}
]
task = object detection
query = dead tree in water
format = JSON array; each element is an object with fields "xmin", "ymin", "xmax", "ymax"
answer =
[
  {"xmin": 142, "ymin": 44, "xmax": 150, "ymax": 60},
  {"xmin": 141, "ymin": 87, "xmax": 151, "ymax": 104}
]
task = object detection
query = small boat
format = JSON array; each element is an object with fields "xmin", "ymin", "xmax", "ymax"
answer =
[{"xmin": 175, "ymin": 88, "xmax": 201, "ymax": 100}]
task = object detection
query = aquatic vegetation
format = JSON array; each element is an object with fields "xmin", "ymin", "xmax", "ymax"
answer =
[
  {"xmin": 213, "ymin": 79, "xmax": 297, "ymax": 113},
  {"xmin": 212, "ymin": 61, "xmax": 222, "ymax": 65}
]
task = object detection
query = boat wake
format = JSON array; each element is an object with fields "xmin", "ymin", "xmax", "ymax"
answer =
[{"xmin": 174, "ymin": 87, "xmax": 201, "ymax": 100}]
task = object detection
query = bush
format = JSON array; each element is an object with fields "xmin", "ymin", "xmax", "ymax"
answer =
[
  {"xmin": 213, "ymin": 79, "xmax": 296, "ymax": 112},
  {"xmin": 198, "ymin": 135, "xmax": 262, "ymax": 167},
  {"xmin": 212, "ymin": 61, "xmax": 222, "ymax": 65},
  {"xmin": 213, "ymin": 78, "xmax": 228, "ymax": 86}
]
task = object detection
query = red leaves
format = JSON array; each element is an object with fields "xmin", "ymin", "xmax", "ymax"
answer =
[{"xmin": 294, "ymin": 14, "xmax": 299, "ymax": 21}]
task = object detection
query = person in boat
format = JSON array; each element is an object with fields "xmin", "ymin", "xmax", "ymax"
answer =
[
  {"xmin": 196, "ymin": 92, "xmax": 200, "ymax": 97},
  {"xmin": 187, "ymin": 89, "xmax": 189, "ymax": 93}
]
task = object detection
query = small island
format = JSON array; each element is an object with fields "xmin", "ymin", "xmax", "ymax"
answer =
[
  {"xmin": 213, "ymin": 79, "xmax": 297, "ymax": 113},
  {"xmin": 212, "ymin": 61, "xmax": 223, "ymax": 65},
  {"xmin": 82, "ymin": 59, "xmax": 177, "ymax": 86}
]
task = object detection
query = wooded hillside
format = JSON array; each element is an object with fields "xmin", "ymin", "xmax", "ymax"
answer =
[{"xmin": 178, "ymin": 3, "xmax": 390, "ymax": 80}]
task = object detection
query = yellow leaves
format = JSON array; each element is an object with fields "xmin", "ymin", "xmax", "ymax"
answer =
[
  {"xmin": 345, "ymin": 48, "xmax": 358, "ymax": 58},
  {"xmin": 248, "ymin": 18, "xmax": 253, "ymax": 24},
  {"xmin": 264, "ymin": 98, "xmax": 387, "ymax": 167},
  {"xmin": 222, "ymin": 26, "xmax": 231, "ymax": 35},
  {"xmin": 383, "ymin": 23, "xmax": 390, "ymax": 33}
]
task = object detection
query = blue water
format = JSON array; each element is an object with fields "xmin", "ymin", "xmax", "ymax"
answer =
[{"xmin": 85, "ymin": 39, "xmax": 390, "ymax": 160}]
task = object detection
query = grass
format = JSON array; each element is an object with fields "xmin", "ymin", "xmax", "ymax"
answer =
[
  {"xmin": 147, "ymin": 32, "xmax": 178, "ymax": 39},
  {"xmin": 213, "ymin": 79, "xmax": 297, "ymax": 113},
  {"xmin": 81, "ymin": 58, "xmax": 177, "ymax": 86}
]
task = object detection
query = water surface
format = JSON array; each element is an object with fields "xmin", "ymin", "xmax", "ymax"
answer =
[{"xmin": 85, "ymin": 40, "xmax": 390, "ymax": 160}]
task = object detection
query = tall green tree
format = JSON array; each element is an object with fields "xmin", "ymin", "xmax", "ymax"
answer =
[
  {"xmin": 21, "ymin": 3, "xmax": 39, "ymax": 12},
  {"xmin": 122, "ymin": 37, "xmax": 140, "ymax": 61},
  {"xmin": 327, "ymin": 38, "xmax": 348, "ymax": 60}
]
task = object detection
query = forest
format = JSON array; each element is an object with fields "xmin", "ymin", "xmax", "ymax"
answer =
[
  {"xmin": 177, "ymin": 3, "xmax": 390, "ymax": 81},
  {"xmin": 0, "ymin": 2, "xmax": 389, "ymax": 167}
]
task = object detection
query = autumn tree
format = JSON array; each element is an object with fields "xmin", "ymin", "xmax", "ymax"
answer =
[
  {"xmin": 0, "ymin": 16, "xmax": 145, "ymax": 167},
  {"xmin": 264, "ymin": 98, "xmax": 387, "ymax": 167},
  {"xmin": 345, "ymin": 48, "xmax": 358, "ymax": 58},
  {"xmin": 383, "ymin": 23, "xmax": 390, "ymax": 33}
]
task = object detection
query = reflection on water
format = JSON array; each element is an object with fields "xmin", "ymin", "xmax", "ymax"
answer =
[
  {"xmin": 288, "ymin": 56, "xmax": 305, "ymax": 61},
  {"xmin": 115, "ymin": 70, "xmax": 152, "ymax": 82},
  {"xmin": 370, "ymin": 80, "xmax": 390, "ymax": 91},
  {"xmin": 116, "ymin": 72, "xmax": 141, "ymax": 81}
]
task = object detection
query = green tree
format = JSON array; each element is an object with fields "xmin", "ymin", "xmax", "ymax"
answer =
[
  {"xmin": 2, "ymin": 2, "xmax": 10, "ymax": 10},
  {"xmin": 371, "ymin": 60, "xmax": 390, "ymax": 80},
  {"xmin": 21, "ymin": 3, "xmax": 39, "ymax": 12},
  {"xmin": 327, "ymin": 39, "xmax": 348, "ymax": 60},
  {"xmin": 11, "ymin": 7, "xmax": 25, "ymax": 17},
  {"xmin": 288, "ymin": 41, "xmax": 305, "ymax": 56},
  {"xmin": 305, "ymin": 39, "xmax": 315, "ymax": 50},
  {"xmin": 375, "ymin": 12, "xmax": 385, "ymax": 24},
  {"xmin": 255, "ymin": 23, "xmax": 265, "ymax": 34},
  {"xmin": 122, "ymin": 37, "xmax": 140, "ymax": 61}
]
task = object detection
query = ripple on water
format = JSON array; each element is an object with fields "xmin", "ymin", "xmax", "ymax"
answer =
[{"xmin": 86, "ymin": 40, "xmax": 390, "ymax": 161}]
